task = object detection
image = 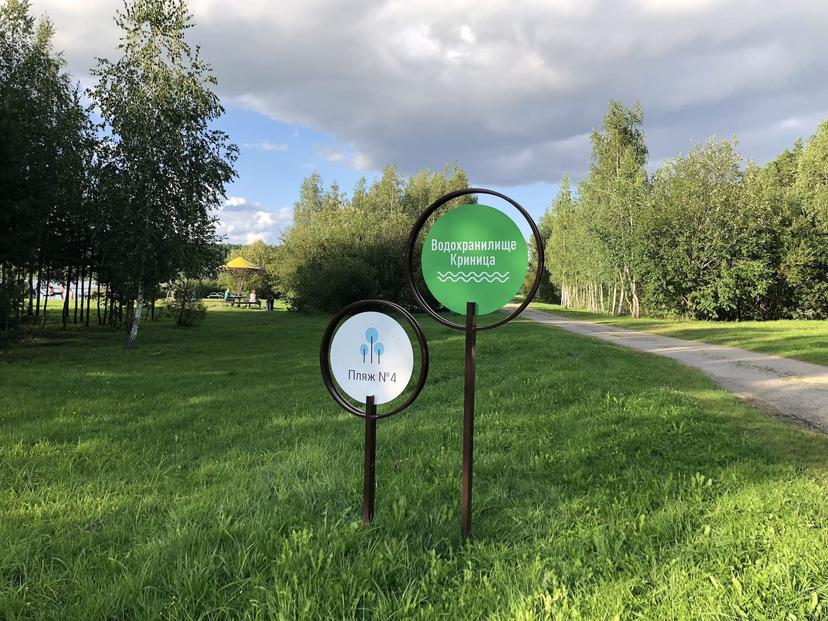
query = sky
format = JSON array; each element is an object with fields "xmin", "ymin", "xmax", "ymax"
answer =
[{"xmin": 28, "ymin": 0, "xmax": 828, "ymax": 243}]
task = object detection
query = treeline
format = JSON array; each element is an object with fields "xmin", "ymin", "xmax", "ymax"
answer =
[
  {"xmin": 0, "ymin": 0, "xmax": 236, "ymax": 343},
  {"xmin": 277, "ymin": 165, "xmax": 473, "ymax": 312},
  {"xmin": 544, "ymin": 102, "xmax": 828, "ymax": 320}
]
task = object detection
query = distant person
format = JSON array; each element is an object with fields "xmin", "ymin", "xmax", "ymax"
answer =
[
  {"xmin": 223, "ymin": 288, "xmax": 231, "ymax": 303},
  {"xmin": 249, "ymin": 290, "xmax": 258, "ymax": 304}
]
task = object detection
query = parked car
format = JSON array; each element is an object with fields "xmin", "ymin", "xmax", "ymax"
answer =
[{"xmin": 206, "ymin": 291, "xmax": 223, "ymax": 299}]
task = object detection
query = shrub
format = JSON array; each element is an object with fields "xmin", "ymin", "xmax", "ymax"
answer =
[
  {"xmin": 279, "ymin": 207, "xmax": 413, "ymax": 313},
  {"xmin": 278, "ymin": 166, "xmax": 472, "ymax": 313},
  {"xmin": 161, "ymin": 279, "xmax": 207, "ymax": 326}
]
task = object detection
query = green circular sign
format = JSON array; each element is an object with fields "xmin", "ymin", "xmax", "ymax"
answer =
[{"xmin": 422, "ymin": 204, "xmax": 529, "ymax": 316}]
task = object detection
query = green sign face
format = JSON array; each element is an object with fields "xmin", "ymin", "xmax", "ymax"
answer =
[{"xmin": 422, "ymin": 204, "xmax": 529, "ymax": 316}]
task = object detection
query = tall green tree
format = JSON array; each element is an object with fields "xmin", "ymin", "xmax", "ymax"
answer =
[
  {"xmin": 545, "ymin": 102, "xmax": 828, "ymax": 321},
  {"xmin": 401, "ymin": 163, "xmax": 473, "ymax": 218},
  {"xmin": 644, "ymin": 139, "xmax": 772, "ymax": 319},
  {"xmin": 543, "ymin": 178, "xmax": 577, "ymax": 304},
  {"xmin": 91, "ymin": 0, "xmax": 237, "ymax": 347},
  {"xmin": 278, "ymin": 164, "xmax": 473, "ymax": 312},
  {"xmin": 786, "ymin": 122, "xmax": 828, "ymax": 317},
  {"xmin": 0, "ymin": 0, "xmax": 93, "ymax": 329},
  {"xmin": 293, "ymin": 172, "xmax": 324, "ymax": 226},
  {"xmin": 525, "ymin": 182, "xmax": 559, "ymax": 303},
  {"xmin": 549, "ymin": 102, "xmax": 650, "ymax": 316},
  {"xmin": 365, "ymin": 165, "xmax": 403, "ymax": 214}
]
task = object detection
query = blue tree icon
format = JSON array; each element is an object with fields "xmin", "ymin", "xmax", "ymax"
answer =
[
  {"xmin": 374, "ymin": 342, "xmax": 384, "ymax": 364},
  {"xmin": 359, "ymin": 344, "xmax": 369, "ymax": 363},
  {"xmin": 365, "ymin": 328, "xmax": 379, "ymax": 363}
]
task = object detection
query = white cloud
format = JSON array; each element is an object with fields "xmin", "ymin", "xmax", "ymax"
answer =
[
  {"xmin": 242, "ymin": 141, "xmax": 288, "ymax": 152},
  {"xmin": 217, "ymin": 197, "xmax": 292, "ymax": 244},
  {"xmin": 635, "ymin": 0, "xmax": 722, "ymax": 16},
  {"xmin": 323, "ymin": 150, "xmax": 345, "ymax": 162},
  {"xmin": 30, "ymin": 0, "xmax": 828, "ymax": 184},
  {"xmin": 223, "ymin": 196, "xmax": 247, "ymax": 208},
  {"xmin": 458, "ymin": 25, "xmax": 476, "ymax": 46},
  {"xmin": 353, "ymin": 152, "xmax": 372, "ymax": 171}
]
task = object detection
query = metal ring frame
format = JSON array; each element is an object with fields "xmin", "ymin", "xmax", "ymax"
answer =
[
  {"xmin": 403, "ymin": 187, "xmax": 545, "ymax": 331},
  {"xmin": 319, "ymin": 299, "xmax": 430, "ymax": 419}
]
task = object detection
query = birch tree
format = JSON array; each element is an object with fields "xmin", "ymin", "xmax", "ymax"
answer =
[
  {"xmin": 91, "ymin": 0, "xmax": 236, "ymax": 347},
  {"xmin": 577, "ymin": 101, "xmax": 649, "ymax": 317},
  {"xmin": 0, "ymin": 0, "xmax": 93, "ymax": 329}
]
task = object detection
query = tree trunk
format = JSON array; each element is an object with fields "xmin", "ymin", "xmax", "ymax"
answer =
[
  {"xmin": 616, "ymin": 272, "xmax": 625, "ymax": 315},
  {"xmin": 15, "ymin": 267, "xmax": 22, "ymax": 322},
  {"xmin": 97, "ymin": 282, "xmax": 104, "ymax": 326},
  {"xmin": 2, "ymin": 264, "xmax": 8, "ymax": 332},
  {"xmin": 631, "ymin": 281, "xmax": 640, "ymax": 319},
  {"xmin": 35, "ymin": 268, "xmax": 42, "ymax": 320},
  {"xmin": 102, "ymin": 285, "xmax": 109, "ymax": 325},
  {"xmin": 27, "ymin": 270, "xmax": 34, "ymax": 316},
  {"xmin": 618, "ymin": 282, "xmax": 627, "ymax": 316},
  {"xmin": 126, "ymin": 286, "xmax": 144, "ymax": 349},
  {"xmin": 61, "ymin": 267, "xmax": 72, "ymax": 329},
  {"xmin": 41, "ymin": 282, "xmax": 49, "ymax": 328},
  {"xmin": 85, "ymin": 267, "xmax": 93, "ymax": 326},
  {"xmin": 75, "ymin": 264, "xmax": 84, "ymax": 324},
  {"xmin": 611, "ymin": 284, "xmax": 617, "ymax": 316}
]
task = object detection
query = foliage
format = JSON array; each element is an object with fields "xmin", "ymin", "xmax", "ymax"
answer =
[
  {"xmin": 91, "ymin": 0, "xmax": 237, "ymax": 346},
  {"xmin": 280, "ymin": 202, "xmax": 412, "ymax": 312},
  {"xmin": 194, "ymin": 277, "xmax": 222, "ymax": 297},
  {"xmin": 543, "ymin": 102, "xmax": 828, "ymax": 320},
  {"xmin": 522, "ymin": 199, "xmax": 557, "ymax": 302},
  {"xmin": 787, "ymin": 121, "xmax": 828, "ymax": 318},
  {"xmin": 0, "ymin": 0, "xmax": 94, "ymax": 329},
  {"xmin": 159, "ymin": 277, "xmax": 207, "ymax": 326},
  {"xmin": 0, "ymin": 0, "xmax": 237, "ymax": 336},
  {"xmin": 546, "ymin": 102, "xmax": 650, "ymax": 317},
  {"xmin": 1, "ymin": 305, "xmax": 827, "ymax": 618},
  {"xmin": 642, "ymin": 140, "xmax": 779, "ymax": 320},
  {"xmin": 279, "ymin": 164, "xmax": 473, "ymax": 312},
  {"xmin": 218, "ymin": 240, "xmax": 283, "ymax": 299}
]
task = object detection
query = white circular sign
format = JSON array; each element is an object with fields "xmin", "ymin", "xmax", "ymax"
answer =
[{"xmin": 330, "ymin": 311, "xmax": 414, "ymax": 405}]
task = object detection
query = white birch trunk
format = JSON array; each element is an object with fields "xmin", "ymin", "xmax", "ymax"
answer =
[
  {"xmin": 631, "ymin": 280, "xmax": 640, "ymax": 319},
  {"xmin": 618, "ymin": 283, "xmax": 627, "ymax": 316},
  {"xmin": 126, "ymin": 285, "xmax": 144, "ymax": 349}
]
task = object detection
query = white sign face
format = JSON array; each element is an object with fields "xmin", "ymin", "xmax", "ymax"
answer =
[{"xmin": 330, "ymin": 311, "xmax": 414, "ymax": 405}]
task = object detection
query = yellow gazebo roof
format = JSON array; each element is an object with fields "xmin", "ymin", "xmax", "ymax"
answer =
[{"xmin": 224, "ymin": 256, "xmax": 261, "ymax": 270}]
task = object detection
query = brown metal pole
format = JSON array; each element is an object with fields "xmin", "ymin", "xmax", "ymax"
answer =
[
  {"xmin": 362, "ymin": 395, "xmax": 377, "ymax": 524},
  {"xmin": 461, "ymin": 301, "xmax": 476, "ymax": 538}
]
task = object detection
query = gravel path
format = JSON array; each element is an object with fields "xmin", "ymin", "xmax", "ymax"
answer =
[{"xmin": 517, "ymin": 307, "xmax": 828, "ymax": 432}]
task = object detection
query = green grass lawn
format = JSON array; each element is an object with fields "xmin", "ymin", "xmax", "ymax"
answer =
[
  {"xmin": 532, "ymin": 302, "xmax": 828, "ymax": 367},
  {"xmin": 2, "ymin": 302, "xmax": 828, "ymax": 619}
]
